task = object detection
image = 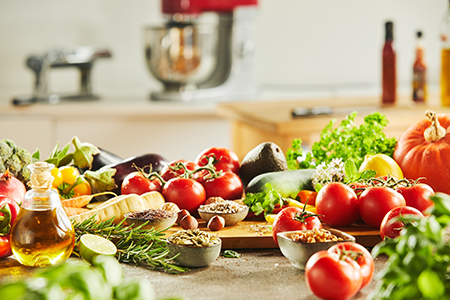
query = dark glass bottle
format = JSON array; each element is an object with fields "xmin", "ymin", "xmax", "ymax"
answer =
[
  {"xmin": 413, "ymin": 31, "xmax": 427, "ymax": 103},
  {"xmin": 382, "ymin": 21, "xmax": 396, "ymax": 104}
]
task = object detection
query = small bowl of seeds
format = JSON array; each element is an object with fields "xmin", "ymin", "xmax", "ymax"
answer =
[
  {"xmin": 125, "ymin": 208, "xmax": 177, "ymax": 231},
  {"xmin": 198, "ymin": 199, "xmax": 249, "ymax": 226},
  {"xmin": 167, "ymin": 229, "xmax": 222, "ymax": 268},
  {"xmin": 277, "ymin": 228, "xmax": 355, "ymax": 270}
]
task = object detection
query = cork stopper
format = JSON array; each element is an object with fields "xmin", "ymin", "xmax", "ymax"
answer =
[{"xmin": 27, "ymin": 162, "xmax": 55, "ymax": 191}]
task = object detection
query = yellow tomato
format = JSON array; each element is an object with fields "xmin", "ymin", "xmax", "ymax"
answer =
[
  {"xmin": 59, "ymin": 166, "xmax": 80, "ymax": 185},
  {"xmin": 51, "ymin": 167, "xmax": 64, "ymax": 188},
  {"xmin": 73, "ymin": 177, "xmax": 91, "ymax": 197}
]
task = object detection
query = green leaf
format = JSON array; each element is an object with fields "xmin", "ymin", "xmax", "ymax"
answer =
[
  {"xmin": 418, "ymin": 269, "xmax": 445, "ymax": 299},
  {"xmin": 84, "ymin": 167, "xmax": 117, "ymax": 192},
  {"xmin": 72, "ymin": 136, "xmax": 100, "ymax": 170},
  {"xmin": 0, "ymin": 282, "xmax": 28, "ymax": 300},
  {"xmin": 115, "ymin": 279, "xmax": 155, "ymax": 300}
]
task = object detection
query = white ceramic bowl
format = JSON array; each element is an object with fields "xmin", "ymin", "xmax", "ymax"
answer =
[{"xmin": 277, "ymin": 228, "xmax": 355, "ymax": 270}]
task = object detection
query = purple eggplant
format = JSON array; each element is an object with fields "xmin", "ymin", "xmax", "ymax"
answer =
[
  {"xmin": 91, "ymin": 148, "xmax": 123, "ymax": 171},
  {"xmin": 106, "ymin": 153, "xmax": 169, "ymax": 193}
]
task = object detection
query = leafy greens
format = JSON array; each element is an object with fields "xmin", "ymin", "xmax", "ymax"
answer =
[{"xmin": 286, "ymin": 111, "xmax": 397, "ymax": 170}]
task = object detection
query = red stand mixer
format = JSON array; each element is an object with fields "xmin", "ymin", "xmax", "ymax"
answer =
[{"xmin": 144, "ymin": 0, "xmax": 258, "ymax": 101}]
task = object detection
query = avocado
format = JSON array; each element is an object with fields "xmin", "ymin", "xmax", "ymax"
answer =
[{"xmin": 239, "ymin": 142, "xmax": 288, "ymax": 187}]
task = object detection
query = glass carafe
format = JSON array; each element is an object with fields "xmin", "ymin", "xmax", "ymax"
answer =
[{"xmin": 10, "ymin": 162, "xmax": 75, "ymax": 267}]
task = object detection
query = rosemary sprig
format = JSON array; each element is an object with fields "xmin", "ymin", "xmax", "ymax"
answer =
[{"xmin": 72, "ymin": 216, "xmax": 188, "ymax": 273}]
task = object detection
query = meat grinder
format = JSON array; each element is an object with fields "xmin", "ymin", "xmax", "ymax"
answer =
[
  {"xmin": 12, "ymin": 47, "xmax": 111, "ymax": 106},
  {"xmin": 144, "ymin": 0, "xmax": 258, "ymax": 101}
]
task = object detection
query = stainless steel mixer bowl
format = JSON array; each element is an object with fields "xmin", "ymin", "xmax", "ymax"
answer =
[{"xmin": 144, "ymin": 24, "xmax": 219, "ymax": 86}]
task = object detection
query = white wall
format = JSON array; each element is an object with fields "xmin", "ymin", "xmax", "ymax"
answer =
[{"xmin": 0, "ymin": 0, "xmax": 445, "ymax": 99}]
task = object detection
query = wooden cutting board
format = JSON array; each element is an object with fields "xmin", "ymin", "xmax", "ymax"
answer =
[{"xmin": 164, "ymin": 220, "xmax": 381, "ymax": 249}]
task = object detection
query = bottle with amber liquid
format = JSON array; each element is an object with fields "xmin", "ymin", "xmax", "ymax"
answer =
[
  {"xmin": 382, "ymin": 21, "xmax": 396, "ymax": 104},
  {"xmin": 441, "ymin": 0, "xmax": 450, "ymax": 106},
  {"xmin": 10, "ymin": 162, "xmax": 75, "ymax": 267},
  {"xmin": 412, "ymin": 31, "xmax": 427, "ymax": 103}
]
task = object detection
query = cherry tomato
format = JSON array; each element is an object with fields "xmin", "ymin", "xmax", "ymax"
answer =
[
  {"xmin": 197, "ymin": 171, "xmax": 243, "ymax": 200},
  {"xmin": 162, "ymin": 178, "xmax": 206, "ymax": 214},
  {"xmin": 160, "ymin": 160, "xmax": 198, "ymax": 181},
  {"xmin": 195, "ymin": 147, "xmax": 240, "ymax": 174},
  {"xmin": 328, "ymin": 242, "xmax": 374, "ymax": 289},
  {"xmin": 379, "ymin": 206, "xmax": 424, "ymax": 240},
  {"xmin": 121, "ymin": 171, "xmax": 162, "ymax": 195},
  {"xmin": 0, "ymin": 235, "xmax": 11, "ymax": 259},
  {"xmin": 73, "ymin": 177, "xmax": 92, "ymax": 197},
  {"xmin": 297, "ymin": 190, "xmax": 317, "ymax": 206},
  {"xmin": 59, "ymin": 166, "xmax": 80, "ymax": 185},
  {"xmin": 51, "ymin": 167, "xmax": 64, "ymax": 188},
  {"xmin": 305, "ymin": 250, "xmax": 363, "ymax": 300},
  {"xmin": 316, "ymin": 182, "xmax": 359, "ymax": 226},
  {"xmin": 396, "ymin": 183, "xmax": 435, "ymax": 215},
  {"xmin": 359, "ymin": 186, "xmax": 406, "ymax": 228},
  {"xmin": 272, "ymin": 206, "xmax": 322, "ymax": 246}
]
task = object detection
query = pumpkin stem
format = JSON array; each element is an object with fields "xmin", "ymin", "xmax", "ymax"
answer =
[{"xmin": 424, "ymin": 110, "xmax": 446, "ymax": 142}]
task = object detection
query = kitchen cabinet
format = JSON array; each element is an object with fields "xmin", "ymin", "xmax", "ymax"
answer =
[
  {"xmin": 216, "ymin": 93, "xmax": 446, "ymax": 160},
  {"xmin": 0, "ymin": 98, "xmax": 230, "ymax": 161}
]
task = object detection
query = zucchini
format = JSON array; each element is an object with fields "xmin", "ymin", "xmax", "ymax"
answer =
[{"xmin": 245, "ymin": 169, "xmax": 316, "ymax": 199}]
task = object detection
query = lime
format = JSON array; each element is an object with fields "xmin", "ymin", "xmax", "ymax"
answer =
[
  {"xmin": 359, "ymin": 154, "xmax": 404, "ymax": 179},
  {"xmin": 79, "ymin": 234, "xmax": 117, "ymax": 264}
]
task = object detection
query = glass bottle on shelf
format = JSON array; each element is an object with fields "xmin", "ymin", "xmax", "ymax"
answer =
[
  {"xmin": 441, "ymin": 0, "xmax": 450, "ymax": 106},
  {"xmin": 382, "ymin": 21, "xmax": 396, "ymax": 104},
  {"xmin": 412, "ymin": 31, "xmax": 427, "ymax": 103},
  {"xmin": 10, "ymin": 162, "xmax": 75, "ymax": 267}
]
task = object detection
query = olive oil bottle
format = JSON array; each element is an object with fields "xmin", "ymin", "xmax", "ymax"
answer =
[{"xmin": 10, "ymin": 162, "xmax": 75, "ymax": 267}]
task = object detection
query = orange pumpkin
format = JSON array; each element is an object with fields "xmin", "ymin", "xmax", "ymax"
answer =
[{"xmin": 393, "ymin": 110, "xmax": 450, "ymax": 194}]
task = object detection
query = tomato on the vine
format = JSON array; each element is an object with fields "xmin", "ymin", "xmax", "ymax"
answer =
[
  {"xmin": 195, "ymin": 147, "xmax": 240, "ymax": 174},
  {"xmin": 160, "ymin": 160, "xmax": 198, "ymax": 181},
  {"xmin": 162, "ymin": 178, "xmax": 206, "ymax": 214},
  {"xmin": 380, "ymin": 206, "xmax": 424, "ymax": 240},
  {"xmin": 359, "ymin": 186, "xmax": 406, "ymax": 228},
  {"xmin": 348, "ymin": 182, "xmax": 368, "ymax": 199},
  {"xmin": 396, "ymin": 183, "xmax": 434, "ymax": 215},
  {"xmin": 316, "ymin": 182, "xmax": 359, "ymax": 226},
  {"xmin": 305, "ymin": 250, "xmax": 363, "ymax": 300},
  {"xmin": 328, "ymin": 242, "xmax": 374, "ymax": 289},
  {"xmin": 196, "ymin": 171, "xmax": 243, "ymax": 200},
  {"xmin": 272, "ymin": 206, "xmax": 322, "ymax": 246},
  {"xmin": 121, "ymin": 171, "xmax": 162, "ymax": 195}
]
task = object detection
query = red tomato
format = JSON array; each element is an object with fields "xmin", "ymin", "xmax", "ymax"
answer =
[
  {"xmin": 359, "ymin": 186, "xmax": 406, "ymax": 228},
  {"xmin": 160, "ymin": 160, "xmax": 198, "ymax": 181},
  {"xmin": 195, "ymin": 147, "xmax": 240, "ymax": 174},
  {"xmin": 121, "ymin": 171, "xmax": 162, "ymax": 195},
  {"xmin": 328, "ymin": 242, "xmax": 374, "ymax": 289},
  {"xmin": 297, "ymin": 190, "xmax": 317, "ymax": 206},
  {"xmin": 162, "ymin": 178, "xmax": 206, "ymax": 214},
  {"xmin": 305, "ymin": 250, "xmax": 363, "ymax": 300},
  {"xmin": 396, "ymin": 183, "xmax": 435, "ymax": 215},
  {"xmin": 315, "ymin": 182, "xmax": 359, "ymax": 226},
  {"xmin": 197, "ymin": 172, "xmax": 243, "ymax": 200},
  {"xmin": 272, "ymin": 206, "xmax": 322, "ymax": 246},
  {"xmin": 0, "ymin": 235, "xmax": 11, "ymax": 258},
  {"xmin": 348, "ymin": 182, "xmax": 368, "ymax": 199},
  {"xmin": 380, "ymin": 206, "xmax": 424, "ymax": 240}
]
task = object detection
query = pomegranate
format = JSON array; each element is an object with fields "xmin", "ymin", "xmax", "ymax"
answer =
[{"xmin": 0, "ymin": 170, "xmax": 26, "ymax": 205}]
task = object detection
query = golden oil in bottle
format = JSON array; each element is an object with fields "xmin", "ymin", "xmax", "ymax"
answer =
[
  {"xmin": 441, "ymin": 48, "xmax": 450, "ymax": 106},
  {"xmin": 10, "ymin": 162, "xmax": 75, "ymax": 267}
]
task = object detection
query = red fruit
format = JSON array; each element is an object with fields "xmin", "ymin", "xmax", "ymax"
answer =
[
  {"xmin": 0, "ymin": 170, "xmax": 26, "ymax": 205},
  {"xmin": 121, "ymin": 171, "xmax": 162, "ymax": 195},
  {"xmin": 380, "ymin": 206, "xmax": 424, "ymax": 240}
]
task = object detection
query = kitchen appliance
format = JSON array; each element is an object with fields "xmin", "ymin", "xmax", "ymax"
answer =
[
  {"xmin": 144, "ymin": 0, "xmax": 258, "ymax": 101},
  {"xmin": 12, "ymin": 47, "xmax": 111, "ymax": 106}
]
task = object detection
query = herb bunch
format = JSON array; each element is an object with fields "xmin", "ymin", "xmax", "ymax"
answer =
[
  {"xmin": 73, "ymin": 216, "xmax": 187, "ymax": 273},
  {"xmin": 369, "ymin": 193, "xmax": 450, "ymax": 300},
  {"xmin": 286, "ymin": 112, "xmax": 397, "ymax": 170}
]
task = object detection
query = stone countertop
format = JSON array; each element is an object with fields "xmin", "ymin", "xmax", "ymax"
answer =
[{"xmin": 0, "ymin": 249, "xmax": 388, "ymax": 300}]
